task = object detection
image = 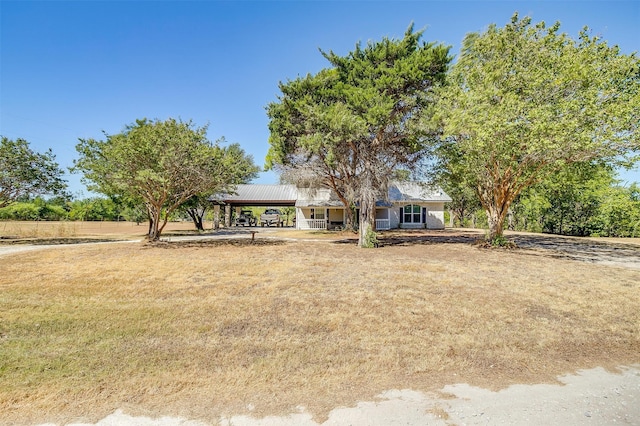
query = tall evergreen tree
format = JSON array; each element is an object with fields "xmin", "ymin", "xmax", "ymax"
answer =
[{"xmin": 267, "ymin": 25, "xmax": 451, "ymax": 247}]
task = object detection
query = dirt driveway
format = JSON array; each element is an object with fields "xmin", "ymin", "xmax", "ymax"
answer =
[
  {"xmin": 510, "ymin": 233, "xmax": 640, "ymax": 270},
  {"xmin": 377, "ymin": 229, "xmax": 640, "ymax": 270}
]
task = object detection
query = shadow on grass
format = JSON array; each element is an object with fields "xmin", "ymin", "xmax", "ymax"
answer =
[
  {"xmin": 378, "ymin": 231, "xmax": 483, "ymax": 247},
  {"xmin": 0, "ymin": 237, "xmax": 124, "ymax": 246},
  {"xmin": 147, "ymin": 239, "xmax": 287, "ymax": 249},
  {"xmin": 330, "ymin": 230, "xmax": 483, "ymax": 246}
]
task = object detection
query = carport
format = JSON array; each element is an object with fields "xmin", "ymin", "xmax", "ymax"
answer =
[{"xmin": 214, "ymin": 184, "xmax": 297, "ymax": 227}]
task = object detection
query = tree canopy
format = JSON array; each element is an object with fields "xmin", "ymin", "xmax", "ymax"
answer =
[
  {"xmin": 267, "ymin": 25, "xmax": 451, "ymax": 246},
  {"xmin": 74, "ymin": 118, "xmax": 252, "ymax": 240},
  {"xmin": 0, "ymin": 136, "xmax": 67, "ymax": 208},
  {"xmin": 436, "ymin": 14, "xmax": 640, "ymax": 242},
  {"xmin": 182, "ymin": 140, "xmax": 259, "ymax": 231}
]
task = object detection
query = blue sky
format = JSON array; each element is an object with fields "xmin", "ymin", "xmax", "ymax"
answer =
[{"xmin": 1, "ymin": 0, "xmax": 639, "ymax": 197}]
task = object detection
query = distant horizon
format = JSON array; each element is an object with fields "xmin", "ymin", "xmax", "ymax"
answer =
[{"xmin": 2, "ymin": 0, "xmax": 638, "ymax": 197}]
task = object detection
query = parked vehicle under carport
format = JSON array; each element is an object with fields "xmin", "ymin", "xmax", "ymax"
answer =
[{"xmin": 235, "ymin": 210, "xmax": 257, "ymax": 226}]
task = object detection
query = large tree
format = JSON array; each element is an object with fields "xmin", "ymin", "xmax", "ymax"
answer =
[
  {"xmin": 437, "ymin": 14, "xmax": 640, "ymax": 242},
  {"xmin": 267, "ymin": 25, "xmax": 451, "ymax": 247},
  {"xmin": 74, "ymin": 118, "xmax": 239, "ymax": 241},
  {"xmin": 0, "ymin": 136, "xmax": 67, "ymax": 208}
]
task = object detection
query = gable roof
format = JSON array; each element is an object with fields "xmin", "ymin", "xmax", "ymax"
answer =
[
  {"xmin": 295, "ymin": 187, "xmax": 343, "ymax": 207},
  {"xmin": 388, "ymin": 182, "xmax": 452, "ymax": 203}
]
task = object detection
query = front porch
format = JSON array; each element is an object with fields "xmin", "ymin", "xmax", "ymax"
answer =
[{"xmin": 296, "ymin": 207, "xmax": 391, "ymax": 231}]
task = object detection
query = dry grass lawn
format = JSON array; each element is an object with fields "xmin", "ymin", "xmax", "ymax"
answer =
[
  {"xmin": 0, "ymin": 220, "xmax": 204, "ymax": 240},
  {"xmin": 0, "ymin": 231, "xmax": 639, "ymax": 425}
]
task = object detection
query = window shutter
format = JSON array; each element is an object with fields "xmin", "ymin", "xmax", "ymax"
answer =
[
  {"xmin": 422, "ymin": 207, "xmax": 427, "ymax": 226},
  {"xmin": 400, "ymin": 207, "xmax": 403, "ymax": 223}
]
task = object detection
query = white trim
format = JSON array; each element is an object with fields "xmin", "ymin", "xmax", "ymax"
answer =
[
  {"xmin": 376, "ymin": 219, "xmax": 391, "ymax": 230},
  {"xmin": 298, "ymin": 219, "xmax": 327, "ymax": 230}
]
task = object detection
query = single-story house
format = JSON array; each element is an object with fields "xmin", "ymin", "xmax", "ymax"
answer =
[{"xmin": 217, "ymin": 182, "xmax": 451, "ymax": 230}]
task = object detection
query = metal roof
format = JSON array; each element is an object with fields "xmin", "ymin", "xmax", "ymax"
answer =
[
  {"xmin": 218, "ymin": 184, "xmax": 297, "ymax": 206},
  {"xmin": 213, "ymin": 182, "xmax": 450, "ymax": 206},
  {"xmin": 388, "ymin": 182, "xmax": 452, "ymax": 203}
]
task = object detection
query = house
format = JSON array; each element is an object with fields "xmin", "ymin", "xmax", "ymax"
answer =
[{"xmin": 217, "ymin": 182, "xmax": 451, "ymax": 230}]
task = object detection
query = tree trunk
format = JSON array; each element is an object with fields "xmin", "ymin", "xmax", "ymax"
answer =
[
  {"xmin": 344, "ymin": 206, "xmax": 356, "ymax": 232},
  {"xmin": 357, "ymin": 191, "xmax": 377, "ymax": 248},
  {"xmin": 224, "ymin": 204, "xmax": 231, "ymax": 227},
  {"xmin": 486, "ymin": 206, "xmax": 505, "ymax": 241},
  {"xmin": 485, "ymin": 197, "xmax": 513, "ymax": 242},
  {"xmin": 146, "ymin": 204, "xmax": 162, "ymax": 241},
  {"xmin": 186, "ymin": 207, "xmax": 205, "ymax": 231}
]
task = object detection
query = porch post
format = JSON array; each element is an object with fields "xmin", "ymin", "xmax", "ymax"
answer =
[
  {"xmin": 224, "ymin": 204, "xmax": 231, "ymax": 227},
  {"xmin": 213, "ymin": 204, "xmax": 220, "ymax": 229}
]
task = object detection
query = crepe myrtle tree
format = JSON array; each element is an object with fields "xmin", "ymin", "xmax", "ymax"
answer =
[
  {"xmin": 74, "ymin": 118, "xmax": 241, "ymax": 241},
  {"xmin": 0, "ymin": 136, "xmax": 67, "ymax": 208},
  {"xmin": 267, "ymin": 24, "xmax": 451, "ymax": 247},
  {"xmin": 436, "ymin": 14, "xmax": 640, "ymax": 243}
]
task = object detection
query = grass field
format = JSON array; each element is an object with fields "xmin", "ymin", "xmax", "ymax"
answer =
[
  {"xmin": 0, "ymin": 226, "xmax": 639, "ymax": 424},
  {"xmin": 0, "ymin": 220, "xmax": 207, "ymax": 240}
]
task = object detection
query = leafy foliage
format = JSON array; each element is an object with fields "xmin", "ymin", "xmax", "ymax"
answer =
[
  {"xmin": 437, "ymin": 14, "xmax": 640, "ymax": 241},
  {"xmin": 74, "ymin": 118, "xmax": 239, "ymax": 240},
  {"xmin": 0, "ymin": 137, "xmax": 67, "ymax": 208}
]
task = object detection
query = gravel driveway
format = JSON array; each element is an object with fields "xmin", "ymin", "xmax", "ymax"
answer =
[{"xmin": 510, "ymin": 233, "xmax": 640, "ymax": 270}]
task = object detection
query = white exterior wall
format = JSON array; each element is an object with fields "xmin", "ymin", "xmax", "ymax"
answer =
[
  {"xmin": 390, "ymin": 207, "xmax": 401, "ymax": 229},
  {"xmin": 424, "ymin": 202, "xmax": 446, "ymax": 229},
  {"xmin": 390, "ymin": 202, "xmax": 446, "ymax": 229}
]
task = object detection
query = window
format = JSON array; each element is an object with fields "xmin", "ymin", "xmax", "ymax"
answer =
[
  {"xmin": 403, "ymin": 204, "xmax": 421, "ymax": 223},
  {"xmin": 310, "ymin": 208, "xmax": 325, "ymax": 220}
]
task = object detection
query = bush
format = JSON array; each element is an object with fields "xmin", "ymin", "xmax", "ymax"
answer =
[
  {"xmin": 0, "ymin": 203, "xmax": 41, "ymax": 220},
  {"xmin": 362, "ymin": 228, "xmax": 379, "ymax": 248}
]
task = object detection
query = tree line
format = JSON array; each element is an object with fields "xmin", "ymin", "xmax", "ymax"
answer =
[
  {"xmin": 2, "ymin": 14, "xmax": 639, "ymax": 245},
  {"xmin": 0, "ymin": 196, "xmax": 146, "ymax": 223}
]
